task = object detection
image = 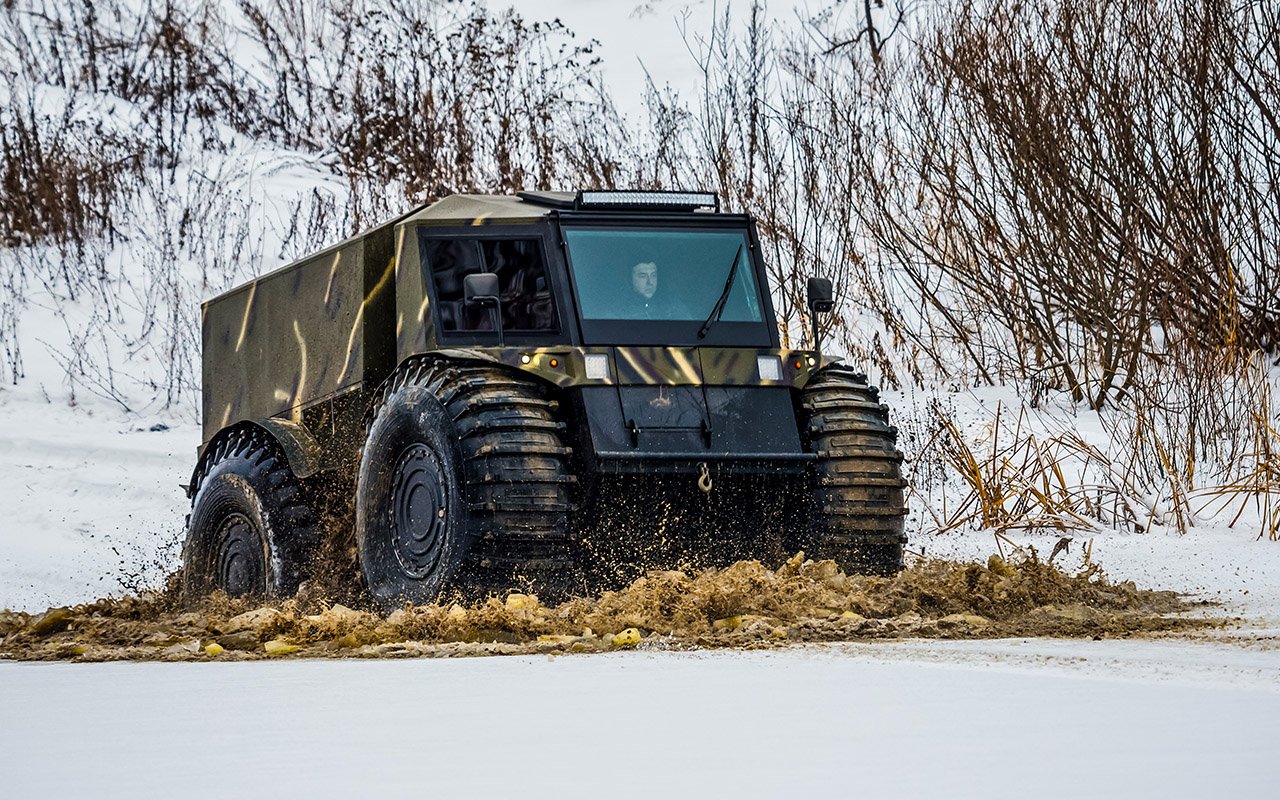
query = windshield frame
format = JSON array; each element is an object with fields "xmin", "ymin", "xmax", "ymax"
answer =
[{"xmin": 557, "ymin": 213, "xmax": 779, "ymax": 348}]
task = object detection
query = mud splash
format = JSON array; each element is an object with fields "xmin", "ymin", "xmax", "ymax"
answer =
[{"xmin": 0, "ymin": 553, "xmax": 1207, "ymax": 662}]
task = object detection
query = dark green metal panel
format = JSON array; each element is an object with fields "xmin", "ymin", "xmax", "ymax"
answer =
[
  {"xmin": 393, "ymin": 221, "xmax": 432, "ymax": 363},
  {"xmin": 202, "ymin": 241, "xmax": 363, "ymax": 443},
  {"xmin": 253, "ymin": 418, "xmax": 326, "ymax": 478},
  {"xmin": 201, "ymin": 221, "xmax": 400, "ymax": 450}
]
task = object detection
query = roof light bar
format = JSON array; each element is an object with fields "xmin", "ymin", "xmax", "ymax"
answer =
[{"xmin": 575, "ymin": 190, "xmax": 720, "ymax": 212}]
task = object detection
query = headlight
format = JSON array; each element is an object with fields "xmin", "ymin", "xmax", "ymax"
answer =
[
  {"xmin": 575, "ymin": 190, "xmax": 719, "ymax": 211},
  {"xmin": 585, "ymin": 353, "xmax": 611, "ymax": 380},
  {"xmin": 756, "ymin": 355, "xmax": 782, "ymax": 381}
]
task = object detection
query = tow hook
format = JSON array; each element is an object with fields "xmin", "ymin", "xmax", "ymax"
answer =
[{"xmin": 697, "ymin": 461, "xmax": 713, "ymax": 493}]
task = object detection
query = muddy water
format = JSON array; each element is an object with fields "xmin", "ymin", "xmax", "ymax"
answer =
[{"xmin": 0, "ymin": 553, "xmax": 1206, "ymax": 662}]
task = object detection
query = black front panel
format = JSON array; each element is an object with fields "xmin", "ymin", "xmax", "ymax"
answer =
[
  {"xmin": 704, "ymin": 387, "xmax": 802, "ymax": 453},
  {"xmin": 573, "ymin": 385, "xmax": 808, "ymax": 474},
  {"xmin": 619, "ymin": 386, "xmax": 709, "ymax": 446}
]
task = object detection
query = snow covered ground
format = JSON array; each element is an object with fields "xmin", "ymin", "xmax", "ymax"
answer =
[
  {"xmin": 0, "ymin": 397, "xmax": 192, "ymax": 612},
  {"xmin": 2, "ymin": 641, "xmax": 1277, "ymax": 799}
]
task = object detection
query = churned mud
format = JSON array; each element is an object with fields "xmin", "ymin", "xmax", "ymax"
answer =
[{"xmin": 0, "ymin": 553, "xmax": 1209, "ymax": 662}]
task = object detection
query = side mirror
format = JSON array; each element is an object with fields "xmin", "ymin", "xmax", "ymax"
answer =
[
  {"xmin": 806, "ymin": 276, "xmax": 834, "ymax": 356},
  {"xmin": 807, "ymin": 277, "xmax": 834, "ymax": 314},
  {"xmin": 463, "ymin": 272, "xmax": 501, "ymax": 305},
  {"xmin": 462, "ymin": 272, "xmax": 504, "ymax": 344}
]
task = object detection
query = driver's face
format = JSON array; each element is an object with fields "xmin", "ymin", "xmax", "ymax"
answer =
[{"xmin": 632, "ymin": 262, "xmax": 658, "ymax": 299}]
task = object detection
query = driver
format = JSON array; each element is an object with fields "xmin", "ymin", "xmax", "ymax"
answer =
[
  {"xmin": 626, "ymin": 260, "xmax": 688, "ymax": 319},
  {"xmin": 632, "ymin": 261, "xmax": 658, "ymax": 301}
]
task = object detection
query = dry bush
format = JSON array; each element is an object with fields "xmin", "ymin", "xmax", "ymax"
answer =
[
  {"xmin": 1219, "ymin": 1, "xmax": 1280, "ymax": 352},
  {"xmin": 235, "ymin": 0, "xmax": 639, "ymax": 225},
  {"xmin": 674, "ymin": 0, "xmax": 1275, "ymax": 412},
  {"xmin": 837, "ymin": 0, "xmax": 1280, "ymax": 409},
  {"xmin": 4, "ymin": 0, "xmax": 640, "ymax": 230},
  {"xmin": 0, "ymin": 0, "xmax": 641, "ymax": 405},
  {"xmin": 0, "ymin": 102, "xmax": 143, "ymax": 249},
  {"xmin": 1201, "ymin": 431, "xmax": 1280, "ymax": 542},
  {"xmin": 665, "ymin": 2, "xmax": 912, "ymax": 383},
  {"xmin": 1174, "ymin": 351, "xmax": 1280, "ymax": 540},
  {"xmin": 695, "ymin": 0, "xmax": 1280, "ymax": 536}
]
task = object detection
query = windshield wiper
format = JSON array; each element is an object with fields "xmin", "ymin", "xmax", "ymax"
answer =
[{"xmin": 698, "ymin": 244, "xmax": 744, "ymax": 339}]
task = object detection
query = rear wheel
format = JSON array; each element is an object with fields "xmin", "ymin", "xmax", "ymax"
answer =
[
  {"xmin": 183, "ymin": 429, "xmax": 319, "ymax": 599},
  {"xmin": 797, "ymin": 365, "xmax": 908, "ymax": 574},
  {"xmin": 356, "ymin": 359, "xmax": 576, "ymax": 610}
]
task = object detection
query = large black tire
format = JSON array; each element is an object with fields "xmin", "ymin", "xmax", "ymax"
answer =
[
  {"xmin": 356, "ymin": 359, "xmax": 575, "ymax": 609},
  {"xmin": 183, "ymin": 429, "xmax": 319, "ymax": 599},
  {"xmin": 797, "ymin": 364, "xmax": 908, "ymax": 574}
]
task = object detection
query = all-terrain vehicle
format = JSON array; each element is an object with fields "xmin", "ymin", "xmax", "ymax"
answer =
[{"xmin": 183, "ymin": 190, "xmax": 906, "ymax": 608}]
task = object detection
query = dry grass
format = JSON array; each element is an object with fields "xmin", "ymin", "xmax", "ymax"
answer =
[
  {"xmin": 915, "ymin": 355, "xmax": 1280, "ymax": 540},
  {"xmin": 923, "ymin": 401, "xmax": 1112, "ymax": 534},
  {"xmin": 1197, "ymin": 381, "xmax": 1280, "ymax": 541}
]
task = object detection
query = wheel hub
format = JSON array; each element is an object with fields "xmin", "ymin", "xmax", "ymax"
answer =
[
  {"xmin": 215, "ymin": 512, "xmax": 266, "ymax": 596},
  {"xmin": 390, "ymin": 443, "xmax": 449, "ymax": 579}
]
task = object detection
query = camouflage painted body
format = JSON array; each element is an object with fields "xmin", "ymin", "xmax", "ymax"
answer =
[
  {"xmin": 190, "ymin": 190, "xmax": 907, "ymax": 597},
  {"xmin": 469, "ymin": 345, "xmax": 829, "ymax": 388},
  {"xmin": 198, "ymin": 192, "xmax": 830, "ymax": 483},
  {"xmin": 200, "ymin": 221, "xmax": 396, "ymax": 456}
]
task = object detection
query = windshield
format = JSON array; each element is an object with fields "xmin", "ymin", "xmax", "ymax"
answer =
[{"xmin": 564, "ymin": 227, "xmax": 765, "ymax": 330}]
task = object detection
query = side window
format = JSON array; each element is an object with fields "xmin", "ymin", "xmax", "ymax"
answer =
[
  {"xmin": 421, "ymin": 239, "xmax": 483, "ymax": 332},
  {"xmin": 480, "ymin": 240, "xmax": 558, "ymax": 332},
  {"xmin": 421, "ymin": 236, "xmax": 559, "ymax": 333}
]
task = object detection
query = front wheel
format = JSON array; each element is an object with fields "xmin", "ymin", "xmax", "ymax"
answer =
[
  {"xmin": 356, "ymin": 383, "xmax": 470, "ymax": 610},
  {"xmin": 356, "ymin": 359, "xmax": 577, "ymax": 610},
  {"xmin": 796, "ymin": 365, "xmax": 908, "ymax": 574}
]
